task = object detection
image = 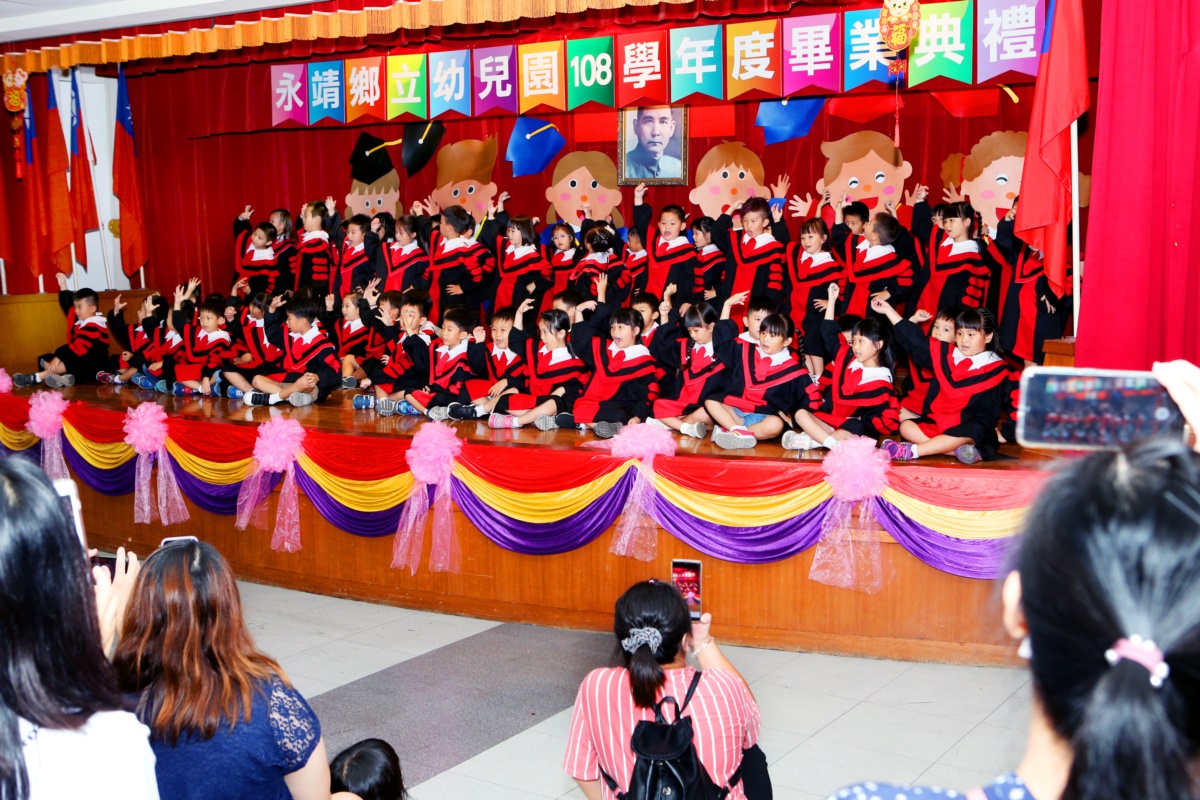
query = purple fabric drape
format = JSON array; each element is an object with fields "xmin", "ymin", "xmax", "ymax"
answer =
[
  {"xmin": 293, "ymin": 465, "xmax": 405, "ymax": 537},
  {"xmin": 873, "ymin": 497, "xmax": 1013, "ymax": 579},
  {"xmin": 167, "ymin": 452, "xmax": 280, "ymax": 516},
  {"xmin": 62, "ymin": 438, "xmax": 137, "ymax": 496},
  {"xmin": 653, "ymin": 494, "xmax": 832, "ymax": 564},
  {"xmin": 0, "ymin": 441, "xmax": 38, "ymax": 460},
  {"xmin": 449, "ymin": 470, "xmax": 633, "ymax": 555}
]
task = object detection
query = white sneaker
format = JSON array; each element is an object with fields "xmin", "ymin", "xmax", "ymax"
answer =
[
  {"xmin": 645, "ymin": 418, "xmax": 670, "ymax": 431},
  {"xmin": 781, "ymin": 431, "xmax": 818, "ymax": 451},
  {"xmin": 713, "ymin": 428, "xmax": 756, "ymax": 450},
  {"xmin": 680, "ymin": 422, "xmax": 708, "ymax": 439}
]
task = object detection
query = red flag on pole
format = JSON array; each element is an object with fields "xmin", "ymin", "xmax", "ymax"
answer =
[
  {"xmin": 1014, "ymin": 0, "xmax": 1090, "ymax": 297},
  {"xmin": 21, "ymin": 84, "xmax": 49, "ymax": 282},
  {"xmin": 69, "ymin": 68, "xmax": 99, "ymax": 270},
  {"xmin": 45, "ymin": 74, "xmax": 74, "ymax": 277},
  {"xmin": 113, "ymin": 65, "xmax": 148, "ymax": 277}
]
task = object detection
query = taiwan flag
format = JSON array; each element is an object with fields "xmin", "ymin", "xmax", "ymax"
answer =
[
  {"xmin": 113, "ymin": 65, "xmax": 148, "ymax": 277},
  {"xmin": 1014, "ymin": 0, "xmax": 1089, "ymax": 297},
  {"xmin": 45, "ymin": 74, "xmax": 74, "ymax": 276},
  {"xmin": 69, "ymin": 69, "xmax": 99, "ymax": 270},
  {"xmin": 21, "ymin": 92, "xmax": 49, "ymax": 281}
]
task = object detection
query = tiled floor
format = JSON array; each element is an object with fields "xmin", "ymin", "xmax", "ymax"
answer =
[{"xmin": 238, "ymin": 581, "xmax": 1030, "ymax": 800}]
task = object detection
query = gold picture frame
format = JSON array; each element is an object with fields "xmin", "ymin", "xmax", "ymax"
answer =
[{"xmin": 617, "ymin": 105, "xmax": 688, "ymax": 186}]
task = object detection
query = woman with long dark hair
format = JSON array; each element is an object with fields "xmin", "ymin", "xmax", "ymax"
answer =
[
  {"xmin": 839, "ymin": 434, "xmax": 1200, "ymax": 799},
  {"xmin": 564, "ymin": 580, "xmax": 766, "ymax": 800},
  {"xmin": 0, "ymin": 458, "xmax": 158, "ymax": 800},
  {"xmin": 113, "ymin": 540, "xmax": 332, "ymax": 800}
]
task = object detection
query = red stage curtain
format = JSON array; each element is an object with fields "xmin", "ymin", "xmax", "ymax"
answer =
[{"xmin": 1076, "ymin": 0, "xmax": 1200, "ymax": 368}]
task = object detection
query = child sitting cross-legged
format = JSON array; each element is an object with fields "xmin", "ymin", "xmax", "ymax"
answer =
[
  {"xmin": 399, "ymin": 306, "xmax": 482, "ymax": 419},
  {"xmin": 244, "ymin": 295, "xmax": 341, "ymax": 407},
  {"xmin": 14, "ymin": 272, "xmax": 109, "ymax": 388},
  {"xmin": 98, "ymin": 292, "xmax": 168, "ymax": 386},
  {"xmin": 444, "ymin": 306, "xmax": 526, "ymax": 422},
  {"xmin": 164, "ymin": 287, "xmax": 233, "ymax": 397},
  {"xmin": 221, "ymin": 291, "xmax": 282, "ymax": 399}
]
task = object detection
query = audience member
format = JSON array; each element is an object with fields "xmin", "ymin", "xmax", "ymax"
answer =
[
  {"xmin": 0, "ymin": 458, "xmax": 158, "ymax": 800},
  {"xmin": 330, "ymin": 738, "xmax": 407, "ymax": 800},
  {"xmin": 564, "ymin": 580, "xmax": 769, "ymax": 800},
  {"xmin": 113, "ymin": 540, "xmax": 333, "ymax": 800}
]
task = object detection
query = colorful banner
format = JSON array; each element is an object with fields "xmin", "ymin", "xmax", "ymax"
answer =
[
  {"xmin": 344, "ymin": 57, "xmax": 385, "ymax": 122},
  {"xmin": 566, "ymin": 37, "xmax": 615, "ymax": 110},
  {"xmin": 783, "ymin": 14, "xmax": 841, "ymax": 94},
  {"xmin": 843, "ymin": 8, "xmax": 899, "ymax": 91},
  {"xmin": 726, "ymin": 20, "xmax": 781, "ymax": 100},
  {"xmin": 473, "ymin": 45, "xmax": 518, "ymax": 115},
  {"xmin": 616, "ymin": 31, "xmax": 669, "ymax": 107},
  {"xmin": 977, "ymin": 0, "xmax": 1043, "ymax": 81},
  {"xmin": 909, "ymin": 0, "xmax": 975, "ymax": 87},
  {"xmin": 429, "ymin": 49, "xmax": 472, "ymax": 118},
  {"xmin": 307, "ymin": 61, "xmax": 344, "ymax": 124},
  {"xmin": 518, "ymin": 41, "xmax": 567, "ymax": 113},
  {"xmin": 386, "ymin": 54, "xmax": 427, "ymax": 120},
  {"xmin": 670, "ymin": 25, "xmax": 723, "ymax": 102},
  {"xmin": 271, "ymin": 64, "xmax": 308, "ymax": 126}
]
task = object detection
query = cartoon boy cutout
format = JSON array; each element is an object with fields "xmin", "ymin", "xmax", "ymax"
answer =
[
  {"xmin": 344, "ymin": 132, "xmax": 402, "ymax": 219},
  {"xmin": 804, "ymin": 131, "xmax": 915, "ymax": 227},
  {"xmin": 941, "ymin": 131, "xmax": 1027, "ymax": 235},
  {"xmin": 689, "ymin": 141, "xmax": 791, "ymax": 225},
  {"xmin": 430, "ymin": 138, "xmax": 500, "ymax": 223},
  {"xmin": 542, "ymin": 151, "xmax": 625, "ymax": 246}
]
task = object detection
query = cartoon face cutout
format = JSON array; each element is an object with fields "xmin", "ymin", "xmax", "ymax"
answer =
[
  {"xmin": 545, "ymin": 167, "xmax": 622, "ymax": 225},
  {"xmin": 816, "ymin": 150, "xmax": 913, "ymax": 212},
  {"xmin": 432, "ymin": 179, "xmax": 499, "ymax": 219},
  {"xmin": 960, "ymin": 154, "xmax": 1024, "ymax": 227},
  {"xmin": 689, "ymin": 163, "xmax": 770, "ymax": 219},
  {"xmin": 884, "ymin": 0, "xmax": 918, "ymax": 16},
  {"xmin": 344, "ymin": 189, "xmax": 400, "ymax": 219}
]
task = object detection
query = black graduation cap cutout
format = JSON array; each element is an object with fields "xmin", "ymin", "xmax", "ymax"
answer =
[
  {"xmin": 349, "ymin": 132, "xmax": 398, "ymax": 186},
  {"xmin": 401, "ymin": 120, "xmax": 446, "ymax": 177}
]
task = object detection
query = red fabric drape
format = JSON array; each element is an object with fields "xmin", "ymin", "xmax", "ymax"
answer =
[{"xmin": 1076, "ymin": 0, "xmax": 1200, "ymax": 368}]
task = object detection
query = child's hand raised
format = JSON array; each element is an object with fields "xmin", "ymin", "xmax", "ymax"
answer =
[
  {"xmin": 727, "ymin": 291, "xmax": 750, "ymax": 308},
  {"xmin": 472, "ymin": 326, "xmax": 487, "ymax": 343},
  {"xmin": 410, "ymin": 200, "xmax": 425, "ymax": 216},
  {"xmin": 633, "ymin": 183, "xmax": 647, "ymax": 205},
  {"xmin": 826, "ymin": 282, "xmax": 840, "ymax": 301},
  {"xmin": 839, "ymin": 193, "xmax": 853, "ymax": 209},
  {"xmin": 224, "ymin": 306, "xmax": 236, "ymax": 322},
  {"xmin": 112, "ymin": 295, "xmax": 126, "ymax": 315},
  {"xmin": 496, "ymin": 191, "xmax": 510, "ymax": 212},
  {"xmin": 325, "ymin": 294, "xmax": 335, "ymax": 313},
  {"xmin": 813, "ymin": 299, "xmax": 828, "ymax": 312},
  {"xmin": 595, "ymin": 274, "xmax": 608, "ymax": 303},
  {"xmin": 904, "ymin": 184, "xmax": 929, "ymax": 205},
  {"xmin": 239, "ymin": 205, "xmax": 254, "ymax": 221},
  {"xmin": 269, "ymin": 295, "xmax": 286, "ymax": 312},
  {"xmin": 883, "ymin": 199, "xmax": 898, "ymax": 217},
  {"xmin": 423, "ymin": 194, "xmax": 441, "ymax": 214},
  {"xmin": 576, "ymin": 300, "xmax": 598, "ymax": 315},
  {"xmin": 771, "ymin": 203, "xmax": 785, "ymax": 224},
  {"xmin": 324, "ymin": 195, "xmax": 336, "ymax": 213},
  {"xmin": 364, "ymin": 277, "xmax": 381, "ymax": 302},
  {"xmin": 788, "ymin": 193, "xmax": 814, "ymax": 219},
  {"xmin": 664, "ymin": 282, "xmax": 677, "ymax": 298},
  {"xmin": 870, "ymin": 296, "xmax": 893, "ymax": 314},
  {"xmin": 870, "ymin": 289, "xmax": 891, "ymax": 302},
  {"xmin": 55, "ymin": 272, "xmax": 69, "ymax": 291},
  {"xmin": 910, "ymin": 309, "xmax": 933, "ymax": 324},
  {"xmin": 770, "ymin": 174, "xmax": 791, "ymax": 199},
  {"xmin": 818, "ymin": 189, "xmax": 833, "ymax": 209}
]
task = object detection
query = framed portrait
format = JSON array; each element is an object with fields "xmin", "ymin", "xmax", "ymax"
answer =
[{"xmin": 617, "ymin": 105, "xmax": 688, "ymax": 186}]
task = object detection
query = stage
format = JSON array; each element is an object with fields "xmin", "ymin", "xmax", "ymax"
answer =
[{"xmin": 0, "ymin": 385, "xmax": 1064, "ymax": 665}]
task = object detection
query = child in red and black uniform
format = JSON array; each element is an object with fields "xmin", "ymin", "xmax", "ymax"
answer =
[
  {"xmin": 841, "ymin": 212, "xmax": 915, "ymax": 321},
  {"xmin": 398, "ymin": 306, "xmax": 482, "ymax": 418},
  {"xmin": 786, "ymin": 217, "xmax": 846, "ymax": 378},
  {"xmin": 995, "ymin": 197, "xmax": 1067, "ymax": 365},
  {"xmin": 646, "ymin": 295, "xmax": 743, "ymax": 440},
  {"xmin": 876, "ymin": 297, "xmax": 1018, "ymax": 464},
  {"xmin": 716, "ymin": 197, "xmax": 789, "ymax": 325},
  {"xmin": 354, "ymin": 292, "xmax": 436, "ymax": 413},
  {"xmin": 268, "ymin": 208, "xmax": 296, "ymax": 285},
  {"xmin": 423, "ymin": 206, "xmax": 494, "ymax": 326},
  {"xmin": 322, "ymin": 290, "xmax": 371, "ymax": 389},
  {"xmin": 294, "ymin": 201, "xmax": 335, "ymax": 296},
  {"xmin": 570, "ymin": 227, "xmax": 633, "ymax": 308},
  {"xmin": 705, "ymin": 313, "xmax": 820, "ymax": 450},
  {"xmin": 98, "ymin": 293, "xmax": 168, "ymax": 386},
  {"xmin": 222, "ymin": 293, "xmax": 283, "ymax": 400},
  {"xmin": 444, "ymin": 307, "xmax": 527, "ymax": 421},
  {"xmin": 899, "ymin": 306, "xmax": 957, "ymax": 420},
  {"xmin": 233, "ymin": 206, "xmax": 284, "ymax": 297},
  {"xmin": 493, "ymin": 216, "xmax": 552, "ymax": 330},
  {"xmin": 487, "ymin": 302, "xmax": 591, "ymax": 430},
  {"xmin": 623, "ymin": 228, "xmax": 649, "ymax": 294},
  {"xmin": 783, "ymin": 282, "xmax": 900, "ymax": 451},
  {"xmin": 164, "ymin": 291, "xmax": 233, "ymax": 397},
  {"xmin": 543, "ymin": 223, "xmax": 582, "ymax": 311},
  {"xmin": 913, "ymin": 200, "xmax": 1008, "ymax": 316},
  {"xmin": 15, "ymin": 273, "xmax": 109, "ymax": 388},
  {"xmin": 690, "ymin": 218, "xmax": 728, "ymax": 309},
  {"xmin": 631, "ymin": 185, "xmax": 699, "ymax": 307},
  {"xmin": 245, "ymin": 295, "xmax": 341, "ymax": 407},
  {"xmin": 380, "ymin": 215, "xmax": 429, "ymax": 294},
  {"xmin": 332, "ymin": 214, "xmax": 382, "ymax": 299}
]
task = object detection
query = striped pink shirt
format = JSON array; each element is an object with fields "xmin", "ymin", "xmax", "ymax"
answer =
[{"xmin": 563, "ymin": 667, "xmax": 760, "ymax": 800}]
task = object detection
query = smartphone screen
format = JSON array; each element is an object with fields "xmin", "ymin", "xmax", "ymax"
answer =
[
  {"xmin": 1017, "ymin": 367, "xmax": 1186, "ymax": 450},
  {"xmin": 671, "ymin": 559, "xmax": 702, "ymax": 620}
]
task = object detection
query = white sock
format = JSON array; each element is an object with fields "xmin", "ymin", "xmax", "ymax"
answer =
[
  {"xmin": 268, "ymin": 393, "xmax": 282, "ymax": 405},
  {"xmin": 822, "ymin": 436, "xmax": 838, "ymax": 450},
  {"xmin": 33, "ymin": 374, "xmax": 43, "ymax": 383},
  {"xmin": 909, "ymin": 443, "xmax": 920, "ymax": 458},
  {"xmin": 510, "ymin": 416, "xmax": 525, "ymax": 428}
]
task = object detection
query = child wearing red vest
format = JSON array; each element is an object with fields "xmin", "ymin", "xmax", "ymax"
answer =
[
  {"xmin": 631, "ymin": 185, "xmax": 699, "ymax": 305},
  {"xmin": 99, "ymin": 293, "xmax": 168, "ymax": 386},
  {"xmin": 162, "ymin": 291, "xmax": 233, "ymax": 397},
  {"xmin": 424, "ymin": 206, "xmax": 494, "ymax": 326},
  {"xmin": 245, "ymin": 295, "xmax": 341, "ymax": 407}
]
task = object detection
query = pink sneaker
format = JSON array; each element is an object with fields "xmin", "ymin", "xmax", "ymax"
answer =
[
  {"xmin": 881, "ymin": 440, "xmax": 916, "ymax": 461},
  {"xmin": 488, "ymin": 413, "xmax": 515, "ymax": 429}
]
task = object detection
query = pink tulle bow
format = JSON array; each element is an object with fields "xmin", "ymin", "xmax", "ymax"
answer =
[
  {"xmin": 236, "ymin": 416, "xmax": 306, "ymax": 552},
  {"xmin": 123, "ymin": 403, "xmax": 188, "ymax": 526},
  {"xmin": 810, "ymin": 436, "xmax": 892, "ymax": 594},
  {"xmin": 608, "ymin": 424, "xmax": 677, "ymax": 562},
  {"xmin": 392, "ymin": 422, "xmax": 463, "ymax": 574},
  {"xmin": 25, "ymin": 391, "xmax": 70, "ymax": 481},
  {"xmin": 0, "ymin": 369, "xmax": 12, "ymax": 394}
]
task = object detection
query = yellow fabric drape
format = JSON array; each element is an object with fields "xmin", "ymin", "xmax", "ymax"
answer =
[
  {"xmin": 653, "ymin": 474, "xmax": 833, "ymax": 526},
  {"xmin": 0, "ymin": 424, "xmax": 38, "ymax": 452},
  {"xmin": 880, "ymin": 487, "xmax": 1028, "ymax": 539},
  {"xmin": 62, "ymin": 423, "xmax": 136, "ymax": 469},
  {"xmin": 451, "ymin": 460, "xmax": 633, "ymax": 523},
  {"xmin": 164, "ymin": 439, "xmax": 251, "ymax": 485},
  {"xmin": 296, "ymin": 454, "xmax": 414, "ymax": 512}
]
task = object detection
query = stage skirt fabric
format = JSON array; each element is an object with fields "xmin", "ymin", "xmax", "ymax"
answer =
[{"xmin": 0, "ymin": 393, "xmax": 1044, "ymax": 579}]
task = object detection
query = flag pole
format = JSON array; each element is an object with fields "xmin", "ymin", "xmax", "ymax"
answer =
[
  {"xmin": 73, "ymin": 69, "xmax": 114, "ymax": 291},
  {"xmin": 0, "ymin": 259, "xmax": 7, "ymax": 295},
  {"xmin": 1070, "ymin": 118, "xmax": 1081, "ymax": 337}
]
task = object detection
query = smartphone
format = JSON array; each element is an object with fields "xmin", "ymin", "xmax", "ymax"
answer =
[
  {"xmin": 53, "ymin": 478, "xmax": 86, "ymax": 550},
  {"xmin": 1017, "ymin": 367, "xmax": 1188, "ymax": 450},
  {"xmin": 671, "ymin": 559, "xmax": 703, "ymax": 620}
]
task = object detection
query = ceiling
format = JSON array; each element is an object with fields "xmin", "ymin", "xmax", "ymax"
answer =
[{"xmin": 0, "ymin": 0, "xmax": 303, "ymax": 44}]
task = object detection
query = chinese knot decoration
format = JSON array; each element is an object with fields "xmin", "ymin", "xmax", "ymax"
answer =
[{"xmin": 880, "ymin": 0, "xmax": 921, "ymax": 52}]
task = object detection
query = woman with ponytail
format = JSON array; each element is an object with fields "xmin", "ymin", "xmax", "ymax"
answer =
[
  {"xmin": 564, "ymin": 580, "xmax": 767, "ymax": 800},
  {"xmin": 838, "ymin": 432, "xmax": 1200, "ymax": 800}
]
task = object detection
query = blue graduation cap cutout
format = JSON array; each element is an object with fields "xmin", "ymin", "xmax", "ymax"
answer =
[
  {"xmin": 506, "ymin": 117, "xmax": 566, "ymax": 177},
  {"xmin": 755, "ymin": 98, "xmax": 826, "ymax": 146}
]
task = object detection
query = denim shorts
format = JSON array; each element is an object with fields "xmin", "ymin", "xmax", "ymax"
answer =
[{"xmin": 731, "ymin": 408, "xmax": 769, "ymax": 428}]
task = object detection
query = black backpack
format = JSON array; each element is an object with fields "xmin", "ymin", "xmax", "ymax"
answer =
[{"xmin": 600, "ymin": 671, "xmax": 743, "ymax": 800}]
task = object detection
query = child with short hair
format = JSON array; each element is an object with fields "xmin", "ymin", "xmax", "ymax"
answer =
[
  {"xmin": 399, "ymin": 306, "xmax": 481, "ymax": 418},
  {"xmin": 487, "ymin": 303, "xmax": 590, "ymax": 430},
  {"xmin": 875, "ymin": 297, "xmax": 1017, "ymax": 464},
  {"xmin": 425, "ymin": 205, "xmax": 494, "ymax": 325},
  {"xmin": 631, "ymin": 183, "xmax": 699, "ymax": 305},
  {"xmin": 294, "ymin": 200, "xmax": 335, "ymax": 295},
  {"xmin": 552, "ymin": 289, "xmax": 584, "ymax": 319},
  {"xmin": 99, "ymin": 293, "xmax": 167, "ymax": 385},
  {"xmin": 221, "ymin": 293, "xmax": 283, "ymax": 399},
  {"xmin": 786, "ymin": 217, "xmax": 845, "ymax": 378},
  {"xmin": 842, "ymin": 213, "xmax": 914, "ymax": 320},
  {"xmin": 738, "ymin": 295, "xmax": 778, "ymax": 344},
  {"xmin": 995, "ymin": 197, "xmax": 1066, "ymax": 365},
  {"xmin": 494, "ymin": 215, "xmax": 552, "ymax": 329},
  {"xmin": 380, "ymin": 215, "xmax": 429, "ymax": 294},
  {"xmin": 784, "ymin": 282, "xmax": 900, "ymax": 451},
  {"xmin": 446, "ymin": 306, "xmax": 526, "ymax": 421},
  {"xmin": 233, "ymin": 205, "xmax": 284, "ymax": 296},
  {"xmin": 705, "ymin": 313, "xmax": 820, "ymax": 450},
  {"xmin": 246, "ymin": 295, "xmax": 341, "ymax": 407},
  {"xmin": 15, "ymin": 273, "xmax": 109, "ymax": 388},
  {"xmin": 719, "ymin": 196, "xmax": 788, "ymax": 325},
  {"xmin": 623, "ymin": 227, "xmax": 648, "ymax": 290},
  {"xmin": 332, "ymin": 214, "xmax": 381, "ymax": 298},
  {"xmin": 164, "ymin": 290, "xmax": 233, "ymax": 397},
  {"xmin": 353, "ymin": 292, "xmax": 433, "ymax": 412}
]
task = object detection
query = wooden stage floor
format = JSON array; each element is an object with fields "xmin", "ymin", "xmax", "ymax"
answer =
[
  {"xmin": 56, "ymin": 383, "xmax": 1065, "ymax": 471},
  {"xmin": 44, "ymin": 385, "xmax": 1055, "ymax": 666}
]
